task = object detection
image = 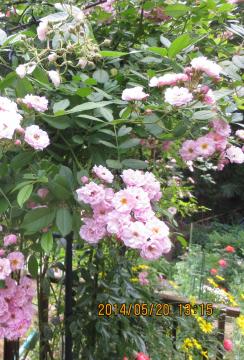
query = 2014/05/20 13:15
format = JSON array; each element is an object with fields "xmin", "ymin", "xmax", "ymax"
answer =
[{"xmin": 97, "ymin": 303, "xmax": 214, "ymax": 317}]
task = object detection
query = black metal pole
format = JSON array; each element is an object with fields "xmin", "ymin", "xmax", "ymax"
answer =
[
  {"xmin": 4, "ymin": 339, "xmax": 19, "ymax": 360},
  {"xmin": 65, "ymin": 232, "xmax": 73, "ymax": 360}
]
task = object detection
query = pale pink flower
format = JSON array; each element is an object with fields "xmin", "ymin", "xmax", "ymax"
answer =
[
  {"xmin": 211, "ymin": 119, "xmax": 231, "ymax": 137},
  {"xmin": 3, "ymin": 234, "xmax": 18, "ymax": 247},
  {"xmin": 195, "ymin": 136, "xmax": 216, "ymax": 158},
  {"xmin": 7, "ymin": 252, "xmax": 24, "ymax": 271},
  {"xmin": 165, "ymin": 86, "xmax": 193, "ymax": 106},
  {"xmin": 121, "ymin": 221, "xmax": 149, "ymax": 249},
  {"xmin": 37, "ymin": 21, "xmax": 49, "ymax": 41},
  {"xmin": 206, "ymin": 132, "xmax": 228, "ymax": 152},
  {"xmin": 133, "ymin": 208, "xmax": 155, "ymax": 222},
  {"xmin": 48, "ymin": 70, "xmax": 61, "ymax": 87},
  {"xmin": 79, "ymin": 218, "xmax": 106, "ymax": 244},
  {"xmin": 92, "ymin": 165, "xmax": 114, "ymax": 183},
  {"xmin": 0, "ymin": 258, "xmax": 11, "ymax": 280},
  {"xmin": 99, "ymin": 0, "xmax": 116, "ymax": 13},
  {"xmin": 112, "ymin": 189, "xmax": 136, "ymax": 213},
  {"xmin": 24, "ymin": 125, "xmax": 50, "ymax": 150},
  {"xmin": 146, "ymin": 218, "xmax": 169, "ymax": 241},
  {"xmin": 92, "ymin": 202, "xmax": 112, "ymax": 225},
  {"xmin": 0, "ymin": 97, "xmax": 18, "ymax": 113},
  {"xmin": 149, "ymin": 73, "xmax": 188, "ymax": 87},
  {"xmin": 168, "ymin": 207, "xmax": 177, "ymax": 215},
  {"xmin": 0, "ymin": 97, "xmax": 22, "ymax": 140},
  {"xmin": 76, "ymin": 182, "xmax": 105, "ymax": 205},
  {"xmin": 121, "ymin": 169, "xmax": 146, "ymax": 187},
  {"xmin": 78, "ymin": 59, "xmax": 88, "ymax": 69},
  {"xmin": 0, "ymin": 297, "xmax": 8, "ymax": 317},
  {"xmin": 37, "ymin": 188, "xmax": 49, "ymax": 199},
  {"xmin": 140, "ymin": 238, "xmax": 171, "ymax": 260},
  {"xmin": 180, "ymin": 140, "xmax": 197, "ymax": 161},
  {"xmin": 127, "ymin": 187, "xmax": 151, "ymax": 211},
  {"xmin": 16, "ymin": 64, "xmax": 27, "ymax": 78},
  {"xmin": 225, "ymin": 146, "xmax": 244, "ymax": 164},
  {"xmin": 122, "ymin": 86, "xmax": 149, "ymax": 101},
  {"xmin": 21, "ymin": 95, "xmax": 48, "ymax": 112},
  {"xmin": 143, "ymin": 172, "xmax": 162, "ymax": 201},
  {"xmin": 191, "ymin": 56, "xmax": 222, "ymax": 79},
  {"xmin": 235, "ymin": 129, "xmax": 244, "ymax": 140},
  {"xmin": 203, "ymin": 89, "xmax": 215, "ymax": 104},
  {"xmin": 81, "ymin": 176, "xmax": 89, "ymax": 184},
  {"xmin": 138, "ymin": 271, "xmax": 149, "ymax": 286},
  {"xmin": 48, "ymin": 53, "xmax": 57, "ymax": 62},
  {"xmin": 106, "ymin": 210, "xmax": 132, "ymax": 235}
]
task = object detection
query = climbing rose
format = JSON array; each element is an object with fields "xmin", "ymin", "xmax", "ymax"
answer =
[
  {"xmin": 180, "ymin": 140, "xmax": 197, "ymax": 161},
  {"xmin": 3, "ymin": 234, "xmax": 18, "ymax": 247},
  {"xmin": 92, "ymin": 165, "xmax": 114, "ymax": 183},
  {"xmin": 225, "ymin": 146, "xmax": 244, "ymax": 164},
  {"xmin": 37, "ymin": 20, "xmax": 49, "ymax": 41},
  {"xmin": 235, "ymin": 129, "xmax": 244, "ymax": 140},
  {"xmin": 121, "ymin": 169, "xmax": 146, "ymax": 187},
  {"xmin": 21, "ymin": 95, "xmax": 48, "ymax": 112},
  {"xmin": 191, "ymin": 56, "xmax": 222, "ymax": 79},
  {"xmin": 203, "ymin": 89, "xmax": 215, "ymax": 104},
  {"xmin": 195, "ymin": 136, "xmax": 216, "ymax": 158},
  {"xmin": 37, "ymin": 188, "xmax": 49, "ymax": 199},
  {"xmin": 225, "ymin": 245, "xmax": 235, "ymax": 253},
  {"xmin": 76, "ymin": 182, "xmax": 105, "ymax": 205},
  {"xmin": 16, "ymin": 62, "xmax": 36, "ymax": 78},
  {"xmin": 140, "ymin": 238, "xmax": 171, "ymax": 260},
  {"xmin": 164, "ymin": 86, "xmax": 193, "ymax": 106},
  {"xmin": 211, "ymin": 119, "xmax": 231, "ymax": 137},
  {"xmin": 48, "ymin": 70, "xmax": 61, "ymax": 87},
  {"xmin": 121, "ymin": 221, "xmax": 149, "ymax": 249},
  {"xmin": 218, "ymin": 259, "xmax": 228, "ymax": 268},
  {"xmin": 122, "ymin": 86, "xmax": 149, "ymax": 101},
  {"xmin": 24, "ymin": 125, "xmax": 50, "ymax": 150},
  {"xmin": 149, "ymin": 73, "xmax": 188, "ymax": 87},
  {"xmin": 79, "ymin": 218, "xmax": 107, "ymax": 244},
  {"xmin": 0, "ymin": 97, "xmax": 22, "ymax": 139},
  {"xmin": 223, "ymin": 339, "xmax": 233, "ymax": 352},
  {"xmin": 7, "ymin": 252, "xmax": 25, "ymax": 271},
  {"xmin": 0, "ymin": 258, "xmax": 11, "ymax": 280}
]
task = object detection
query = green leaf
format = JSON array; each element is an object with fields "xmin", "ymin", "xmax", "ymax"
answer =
[
  {"xmin": 22, "ymin": 207, "xmax": 56, "ymax": 233},
  {"xmin": 49, "ymin": 175, "xmax": 72, "ymax": 200},
  {"xmin": 177, "ymin": 235, "xmax": 188, "ymax": 249},
  {"xmin": 122, "ymin": 159, "xmax": 148, "ymax": 169},
  {"xmin": 53, "ymin": 99, "xmax": 70, "ymax": 114},
  {"xmin": 119, "ymin": 138, "xmax": 141, "ymax": 149},
  {"xmin": 10, "ymin": 152, "xmax": 35, "ymax": 170},
  {"xmin": 0, "ymin": 198, "xmax": 9, "ymax": 213},
  {"xmin": 168, "ymin": 34, "xmax": 192, "ymax": 58},
  {"xmin": 56, "ymin": 208, "xmax": 73, "ymax": 236},
  {"xmin": 100, "ymin": 50, "xmax": 127, "ymax": 57},
  {"xmin": 164, "ymin": 4, "xmax": 189, "ymax": 18},
  {"xmin": 0, "ymin": 280, "xmax": 5, "ymax": 289},
  {"xmin": 28, "ymin": 255, "xmax": 38, "ymax": 278},
  {"xmin": 16, "ymin": 78, "xmax": 34, "ymax": 97},
  {"xmin": 41, "ymin": 231, "xmax": 53, "ymax": 254},
  {"xmin": 66, "ymin": 101, "xmax": 114, "ymax": 114},
  {"xmin": 193, "ymin": 110, "xmax": 216, "ymax": 120},
  {"xmin": 98, "ymin": 140, "xmax": 116, "ymax": 148},
  {"xmin": 17, "ymin": 184, "xmax": 33, "ymax": 208},
  {"xmin": 117, "ymin": 126, "xmax": 132, "ymax": 137},
  {"xmin": 93, "ymin": 69, "xmax": 109, "ymax": 84},
  {"xmin": 41, "ymin": 115, "xmax": 71, "ymax": 129},
  {"xmin": 148, "ymin": 47, "xmax": 167, "ymax": 57},
  {"xmin": 72, "ymin": 135, "xmax": 84, "ymax": 144},
  {"xmin": 106, "ymin": 159, "xmax": 122, "ymax": 169},
  {"xmin": 173, "ymin": 123, "xmax": 188, "ymax": 137},
  {"xmin": 76, "ymin": 88, "xmax": 92, "ymax": 97}
]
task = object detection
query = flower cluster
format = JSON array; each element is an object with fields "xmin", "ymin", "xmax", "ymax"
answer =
[
  {"xmin": 76, "ymin": 166, "xmax": 171, "ymax": 260},
  {"xmin": 0, "ymin": 234, "xmax": 35, "ymax": 340},
  {"xmin": 182, "ymin": 337, "xmax": 208, "ymax": 360},
  {"xmin": 15, "ymin": 4, "xmax": 100, "ymax": 85},
  {"xmin": 180, "ymin": 119, "xmax": 244, "ymax": 168},
  {"xmin": 0, "ymin": 96, "xmax": 50, "ymax": 150}
]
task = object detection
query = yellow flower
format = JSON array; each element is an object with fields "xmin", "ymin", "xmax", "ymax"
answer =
[
  {"xmin": 240, "ymin": 294, "xmax": 244, "ymax": 300},
  {"xmin": 226, "ymin": 293, "xmax": 238, "ymax": 307},
  {"xmin": 168, "ymin": 280, "xmax": 179, "ymax": 288},
  {"xmin": 215, "ymin": 275, "xmax": 225, "ymax": 281},
  {"xmin": 189, "ymin": 296, "xmax": 197, "ymax": 306},
  {"xmin": 131, "ymin": 266, "xmax": 138, "ymax": 272},
  {"xmin": 137, "ymin": 264, "xmax": 149, "ymax": 270},
  {"xmin": 201, "ymin": 350, "xmax": 209, "ymax": 359},
  {"xmin": 236, "ymin": 315, "xmax": 244, "ymax": 335},
  {"xmin": 207, "ymin": 278, "xmax": 218, "ymax": 288},
  {"xmin": 192, "ymin": 338, "xmax": 202, "ymax": 350},
  {"xmin": 130, "ymin": 277, "xmax": 139, "ymax": 283},
  {"xmin": 198, "ymin": 320, "xmax": 214, "ymax": 334}
]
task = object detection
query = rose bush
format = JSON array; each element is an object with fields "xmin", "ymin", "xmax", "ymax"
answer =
[{"xmin": 0, "ymin": 0, "xmax": 244, "ymax": 359}]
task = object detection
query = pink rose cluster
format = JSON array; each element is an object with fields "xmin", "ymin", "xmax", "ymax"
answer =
[
  {"xmin": 0, "ymin": 95, "xmax": 50, "ymax": 150},
  {"xmin": 0, "ymin": 235, "xmax": 35, "ymax": 340},
  {"xmin": 149, "ymin": 56, "xmax": 222, "ymax": 107},
  {"xmin": 122, "ymin": 56, "xmax": 222, "ymax": 107},
  {"xmin": 0, "ymin": 276, "xmax": 35, "ymax": 340},
  {"xmin": 76, "ymin": 166, "xmax": 171, "ymax": 260},
  {"xmin": 180, "ymin": 119, "xmax": 244, "ymax": 169}
]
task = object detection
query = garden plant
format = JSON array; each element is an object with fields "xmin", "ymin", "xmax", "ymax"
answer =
[{"xmin": 0, "ymin": 0, "xmax": 244, "ymax": 359}]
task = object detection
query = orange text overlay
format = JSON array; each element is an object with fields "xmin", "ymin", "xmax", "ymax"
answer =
[{"xmin": 97, "ymin": 303, "xmax": 214, "ymax": 317}]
